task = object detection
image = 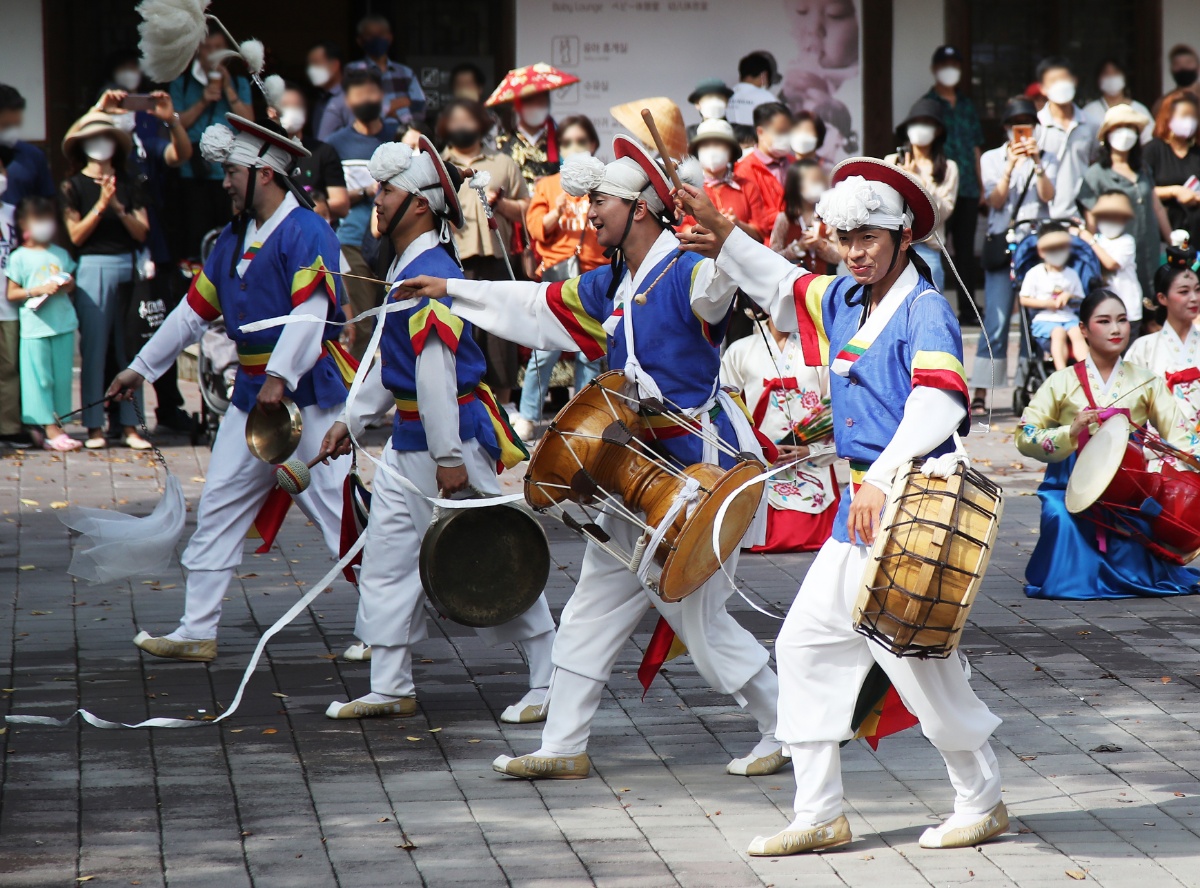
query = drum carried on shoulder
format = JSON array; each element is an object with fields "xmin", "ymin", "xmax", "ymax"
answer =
[
  {"xmin": 853, "ymin": 460, "xmax": 1004, "ymax": 659},
  {"xmin": 524, "ymin": 370, "xmax": 766, "ymax": 602},
  {"xmin": 1064, "ymin": 413, "xmax": 1200, "ymax": 564}
]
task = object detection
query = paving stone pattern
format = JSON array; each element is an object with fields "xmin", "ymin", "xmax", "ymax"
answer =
[{"xmin": 5, "ymin": 390, "xmax": 1200, "ymax": 886}]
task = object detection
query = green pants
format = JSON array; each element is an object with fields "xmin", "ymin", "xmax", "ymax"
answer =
[
  {"xmin": 20, "ymin": 331, "xmax": 74, "ymax": 427},
  {"xmin": 0, "ymin": 320, "xmax": 19, "ymax": 435}
]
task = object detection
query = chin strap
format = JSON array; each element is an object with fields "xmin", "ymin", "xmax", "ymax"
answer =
[
  {"xmin": 228, "ymin": 143, "xmax": 275, "ymax": 278},
  {"xmin": 382, "ymin": 192, "xmax": 416, "ymax": 241}
]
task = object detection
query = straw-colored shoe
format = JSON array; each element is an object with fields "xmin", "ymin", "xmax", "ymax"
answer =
[
  {"xmin": 492, "ymin": 752, "xmax": 591, "ymax": 780},
  {"xmin": 133, "ymin": 631, "xmax": 215, "ymax": 663},
  {"xmin": 747, "ymin": 815, "xmax": 852, "ymax": 856}
]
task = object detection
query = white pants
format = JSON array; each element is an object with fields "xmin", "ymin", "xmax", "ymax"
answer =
[
  {"xmin": 176, "ymin": 404, "xmax": 347, "ymax": 639},
  {"xmin": 539, "ymin": 512, "xmax": 775, "ymax": 754},
  {"xmin": 778, "ymin": 538, "xmax": 1002, "ymax": 824},
  {"xmin": 354, "ymin": 442, "xmax": 555, "ymax": 697}
]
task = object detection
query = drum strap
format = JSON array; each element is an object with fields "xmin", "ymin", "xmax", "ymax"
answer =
[{"xmin": 1073, "ymin": 361, "xmax": 1097, "ymax": 409}]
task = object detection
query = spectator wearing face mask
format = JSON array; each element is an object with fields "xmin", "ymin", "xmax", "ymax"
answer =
[
  {"xmin": 326, "ymin": 67, "xmax": 396, "ymax": 360},
  {"xmin": 60, "ymin": 112, "xmax": 150, "ymax": 451},
  {"xmin": 924, "ymin": 45, "xmax": 984, "ymax": 318},
  {"xmin": 884, "ymin": 99, "xmax": 959, "ymax": 295},
  {"xmin": 1154, "ymin": 45, "xmax": 1200, "ymax": 116},
  {"xmin": 1145, "ymin": 91, "xmax": 1200, "ymax": 243},
  {"xmin": 1082, "ymin": 59, "xmax": 1153, "ymax": 146},
  {"xmin": 344, "ymin": 15, "xmax": 426, "ymax": 126},
  {"xmin": 788, "ymin": 111, "xmax": 826, "ymax": 165},
  {"xmin": 1072, "ymin": 191, "xmax": 1143, "ymax": 328},
  {"xmin": 513, "ymin": 115, "xmax": 607, "ymax": 441},
  {"xmin": 277, "ymin": 85, "xmax": 348, "ymax": 220},
  {"xmin": 686, "ymin": 78, "xmax": 734, "ymax": 142},
  {"xmin": 102, "ymin": 50, "xmax": 146, "ymax": 95},
  {"xmin": 0, "ymin": 84, "xmax": 54, "ymax": 207},
  {"xmin": 440, "ymin": 98, "xmax": 529, "ymax": 406},
  {"xmin": 450, "ymin": 64, "xmax": 501, "ymax": 152},
  {"xmin": 167, "ymin": 23, "xmax": 253, "ymax": 260},
  {"xmin": 684, "ymin": 119, "xmax": 764, "ymax": 243},
  {"xmin": 307, "ymin": 42, "xmax": 345, "ymax": 141},
  {"xmin": 727, "ymin": 51, "xmax": 782, "ymax": 143},
  {"xmin": 1035, "ymin": 56, "xmax": 1097, "ymax": 220},
  {"xmin": 770, "ymin": 159, "xmax": 838, "ymax": 272},
  {"xmin": 1080, "ymin": 104, "xmax": 1171, "ymax": 307},
  {"xmin": 735, "ymin": 102, "xmax": 794, "ymax": 241},
  {"xmin": 496, "ymin": 91, "xmax": 560, "ymax": 191}
]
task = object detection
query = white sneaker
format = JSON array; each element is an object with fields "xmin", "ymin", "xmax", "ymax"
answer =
[{"xmin": 342, "ymin": 642, "xmax": 372, "ymax": 661}]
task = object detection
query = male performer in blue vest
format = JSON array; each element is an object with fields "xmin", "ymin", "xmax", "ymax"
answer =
[
  {"xmin": 108, "ymin": 115, "xmax": 353, "ymax": 662},
  {"xmin": 402, "ymin": 136, "xmax": 784, "ymax": 779},
  {"xmin": 318, "ymin": 138, "xmax": 556, "ymax": 720}
]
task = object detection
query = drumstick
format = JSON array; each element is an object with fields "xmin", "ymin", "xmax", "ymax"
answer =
[{"xmin": 640, "ymin": 108, "xmax": 684, "ymax": 192}]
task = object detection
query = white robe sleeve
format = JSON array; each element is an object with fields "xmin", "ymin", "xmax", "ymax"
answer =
[
  {"xmin": 687, "ymin": 257, "xmax": 740, "ymax": 325},
  {"xmin": 264, "ymin": 293, "xmax": 328, "ymax": 388},
  {"xmin": 415, "ymin": 336, "xmax": 464, "ymax": 468},
  {"xmin": 715, "ymin": 227, "xmax": 808, "ymax": 333},
  {"xmin": 340, "ymin": 357, "xmax": 394, "ymax": 438},
  {"xmin": 805, "ymin": 439, "xmax": 839, "ymax": 466},
  {"xmin": 861, "ymin": 387, "xmax": 967, "ymax": 492},
  {"xmin": 128, "ymin": 299, "xmax": 211, "ymax": 383},
  {"xmin": 445, "ymin": 278, "xmax": 583, "ymax": 352}
]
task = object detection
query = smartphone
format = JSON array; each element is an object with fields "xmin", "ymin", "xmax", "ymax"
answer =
[
  {"xmin": 1185, "ymin": 175, "xmax": 1200, "ymax": 193},
  {"xmin": 1012, "ymin": 123, "xmax": 1034, "ymax": 144},
  {"xmin": 120, "ymin": 94, "xmax": 157, "ymax": 112}
]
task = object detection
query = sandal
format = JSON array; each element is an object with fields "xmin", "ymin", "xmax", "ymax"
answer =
[
  {"xmin": 970, "ymin": 397, "xmax": 987, "ymax": 417},
  {"xmin": 44, "ymin": 433, "xmax": 82, "ymax": 452}
]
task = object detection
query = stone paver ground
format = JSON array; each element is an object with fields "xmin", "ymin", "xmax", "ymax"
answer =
[{"xmin": 5, "ymin": 357, "xmax": 1200, "ymax": 887}]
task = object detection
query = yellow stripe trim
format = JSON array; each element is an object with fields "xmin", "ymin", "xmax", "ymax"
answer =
[
  {"xmin": 804, "ymin": 275, "xmax": 834, "ymax": 364},
  {"xmin": 290, "ymin": 257, "xmax": 334, "ymax": 300},
  {"xmin": 194, "ymin": 271, "xmax": 219, "ymax": 312},
  {"xmin": 559, "ymin": 277, "xmax": 607, "ymax": 351},
  {"xmin": 911, "ymin": 350, "xmax": 968, "ymax": 383},
  {"xmin": 409, "ymin": 300, "xmax": 464, "ymax": 343},
  {"xmin": 850, "ymin": 466, "xmax": 868, "ymax": 486}
]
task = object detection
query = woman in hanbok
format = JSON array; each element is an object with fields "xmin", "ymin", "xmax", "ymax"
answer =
[
  {"xmin": 1017, "ymin": 288, "xmax": 1199, "ymax": 600},
  {"xmin": 1125, "ymin": 248, "xmax": 1200, "ymax": 449},
  {"xmin": 721, "ymin": 316, "xmax": 839, "ymax": 552}
]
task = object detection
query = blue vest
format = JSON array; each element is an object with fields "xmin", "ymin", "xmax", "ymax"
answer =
[
  {"xmin": 380, "ymin": 244, "xmax": 497, "ymax": 457},
  {"xmin": 196, "ymin": 208, "xmax": 348, "ymax": 413}
]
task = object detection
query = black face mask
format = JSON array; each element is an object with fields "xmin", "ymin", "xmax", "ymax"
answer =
[
  {"xmin": 351, "ymin": 101, "xmax": 383, "ymax": 123},
  {"xmin": 445, "ymin": 129, "xmax": 480, "ymax": 150},
  {"xmin": 1173, "ymin": 69, "xmax": 1199, "ymax": 88}
]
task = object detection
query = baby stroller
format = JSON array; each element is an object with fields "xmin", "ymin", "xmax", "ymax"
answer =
[
  {"xmin": 189, "ymin": 228, "xmax": 239, "ymax": 447},
  {"xmin": 1009, "ymin": 224, "xmax": 1103, "ymax": 415}
]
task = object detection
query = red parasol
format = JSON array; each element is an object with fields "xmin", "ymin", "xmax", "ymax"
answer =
[{"xmin": 485, "ymin": 63, "xmax": 580, "ymax": 107}]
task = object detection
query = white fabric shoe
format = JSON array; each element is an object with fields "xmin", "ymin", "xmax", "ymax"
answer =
[
  {"xmin": 500, "ymin": 688, "xmax": 549, "ymax": 724},
  {"xmin": 748, "ymin": 815, "xmax": 852, "ymax": 856},
  {"xmin": 133, "ymin": 631, "xmax": 215, "ymax": 662},
  {"xmin": 342, "ymin": 642, "xmax": 372, "ymax": 661},
  {"xmin": 325, "ymin": 696, "xmax": 416, "ymax": 719},
  {"xmin": 511, "ymin": 417, "xmax": 535, "ymax": 442},
  {"xmin": 492, "ymin": 752, "xmax": 590, "ymax": 779},
  {"xmin": 919, "ymin": 802, "xmax": 1009, "ymax": 849}
]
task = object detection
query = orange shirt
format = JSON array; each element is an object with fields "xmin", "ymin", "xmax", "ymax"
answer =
[
  {"xmin": 525, "ymin": 173, "xmax": 607, "ymax": 277},
  {"xmin": 735, "ymin": 150, "xmax": 790, "ymax": 244},
  {"xmin": 681, "ymin": 174, "xmax": 766, "ymax": 239}
]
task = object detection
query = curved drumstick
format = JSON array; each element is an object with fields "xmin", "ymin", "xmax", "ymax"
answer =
[{"xmin": 640, "ymin": 108, "xmax": 684, "ymax": 191}]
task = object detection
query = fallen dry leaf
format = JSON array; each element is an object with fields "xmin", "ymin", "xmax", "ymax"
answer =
[
  {"xmin": 428, "ymin": 727, "xmax": 442, "ymax": 733},
  {"xmin": 262, "ymin": 728, "xmax": 278, "ymax": 735},
  {"xmin": 397, "ymin": 842, "xmax": 417, "ymax": 851},
  {"xmin": 319, "ymin": 653, "xmax": 337, "ymax": 660},
  {"xmin": 468, "ymin": 739, "xmax": 481, "ymax": 744},
  {"xmin": 29, "ymin": 610, "xmax": 50, "ymax": 615},
  {"xmin": 1162, "ymin": 676, "xmax": 1173, "ymax": 684},
  {"xmin": 19, "ymin": 498, "xmax": 38, "ymax": 506},
  {"xmin": 378, "ymin": 816, "xmax": 390, "ymax": 822},
  {"xmin": 49, "ymin": 501, "xmax": 68, "ymax": 510},
  {"xmin": 271, "ymin": 693, "xmax": 288, "ymax": 699},
  {"xmin": 228, "ymin": 729, "xmax": 243, "ymax": 733},
  {"xmin": 1066, "ymin": 870, "xmax": 1087, "ymax": 881},
  {"xmin": 406, "ymin": 736, "xmax": 421, "ymax": 741},
  {"xmin": 76, "ymin": 878, "xmax": 95, "ymax": 883},
  {"xmin": 18, "ymin": 565, "xmax": 35, "ymax": 571},
  {"xmin": 191, "ymin": 476, "xmax": 206, "ymax": 483},
  {"xmin": 1175, "ymin": 791, "xmax": 1187, "ymax": 797}
]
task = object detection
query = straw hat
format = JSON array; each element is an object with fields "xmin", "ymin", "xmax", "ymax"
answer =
[
  {"xmin": 1090, "ymin": 191, "xmax": 1135, "ymax": 219},
  {"xmin": 609, "ymin": 97, "xmax": 688, "ymax": 160},
  {"xmin": 688, "ymin": 118, "xmax": 740, "ymax": 155},
  {"xmin": 1098, "ymin": 103, "xmax": 1150, "ymax": 143},
  {"xmin": 62, "ymin": 111, "xmax": 132, "ymax": 160}
]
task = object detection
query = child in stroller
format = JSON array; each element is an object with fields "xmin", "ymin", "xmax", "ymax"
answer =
[{"xmin": 1010, "ymin": 220, "xmax": 1103, "ymax": 414}]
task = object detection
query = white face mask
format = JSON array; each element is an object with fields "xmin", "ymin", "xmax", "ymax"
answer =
[
  {"xmin": 1107, "ymin": 127, "xmax": 1138, "ymax": 152},
  {"xmin": 769, "ymin": 132, "xmax": 792, "ymax": 157},
  {"xmin": 1170, "ymin": 116, "xmax": 1199, "ymax": 140},
  {"xmin": 1043, "ymin": 248, "xmax": 1071, "ymax": 267},
  {"xmin": 697, "ymin": 145, "xmax": 730, "ymax": 173},
  {"xmin": 801, "ymin": 184, "xmax": 825, "ymax": 203},
  {"xmin": 307, "ymin": 65, "xmax": 332, "ymax": 88},
  {"xmin": 1097, "ymin": 220, "xmax": 1126, "ymax": 240},
  {"xmin": 114, "ymin": 68, "xmax": 141, "ymax": 91},
  {"xmin": 84, "ymin": 136, "xmax": 116, "ymax": 162},
  {"xmin": 28, "ymin": 219, "xmax": 56, "ymax": 243},
  {"xmin": 0, "ymin": 126, "xmax": 19, "ymax": 147},
  {"xmin": 279, "ymin": 106, "xmax": 306, "ymax": 135},
  {"xmin": 1045, "ymin": 80, "xmax": 1076, "ymax": 106},
  {"xmin": 907, "ymin": 123, "xmax": 937, "ymax": 147},
  {"xmin": 561, "ymin": 146, "xmax": 592, "ymax": 160},
  {"xmin": 1099, "ymin": 74, "xmax": 1125, "ymax": 96},
  {"xmin": 790, "ymin": 131, "xmax": 818, "ymax": 155},
  {"xmin": 935, "ymin": 67, "xmax": 961, "ymax": 88},
  {"xmin": 697, "ymin": 97, "xmax": 727, "ymax": 120},
  {"xmin": 113, "ymin": 111, "xmax": 137, "ymax": 133},
  {"xmin": 521, "ymin": 106, "xmax": 549, "ymax": 129}
]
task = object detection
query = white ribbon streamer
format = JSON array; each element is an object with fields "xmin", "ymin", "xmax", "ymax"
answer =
[
  {"xmin": 6, "ymin": 533, "xmax": 366, "ymax": 729},
  {"xmin": 636, "ymin": 477, "xmax": 701, "ymax": 586}
]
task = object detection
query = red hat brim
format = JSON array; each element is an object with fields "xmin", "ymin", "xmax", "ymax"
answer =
[
  {"xmin": 612, "ymin": 134, "xmax": 675, "ymax": 222},
  {"xmin": 418, "ymin": 135, "xmax": 464, "ymax": 229},
  {"xmin": 226, "ymin": 113, "xmax": 310, "ymax": 159},
  {"xmin": 829, "ymin": 157, "xmax": 940, "ymax": 243}
]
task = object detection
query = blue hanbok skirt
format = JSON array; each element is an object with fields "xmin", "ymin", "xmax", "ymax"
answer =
[{"xmin": 1025, "ymin": 457, "xmax": 1200, "ymax": 600}]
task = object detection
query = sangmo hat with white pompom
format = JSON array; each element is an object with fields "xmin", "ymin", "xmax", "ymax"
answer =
[{"xmin": 819, "ymin": 156, "xmax": 939, "ymax": 243}]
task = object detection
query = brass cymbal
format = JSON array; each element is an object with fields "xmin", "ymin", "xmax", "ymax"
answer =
[{"xmin": 245, "ymin": 398, "xmax": 303, "ymax": 463}]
